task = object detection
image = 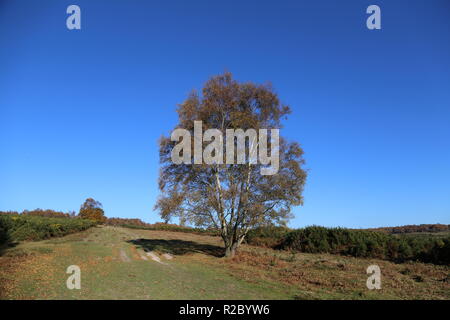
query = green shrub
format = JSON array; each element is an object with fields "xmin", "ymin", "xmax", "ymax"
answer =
[
  {"xmin": 245, "ymin": 226, "xmax": 290, "ymax": 247},
  {"xmin": 0, "ymin": 219, "xmax": 10, "ymax": 246},
  {"xmin": 0, "ymin": 215, "xmax": 97, "ymax": 243},
  {"xmin": 279, "ymin": 226, "xmax": 450, "ymax": 265}
]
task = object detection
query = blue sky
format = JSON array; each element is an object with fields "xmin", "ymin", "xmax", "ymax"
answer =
[{"xmin": 0, "ymin": 0, "xmax": 449, "ymax": 228}]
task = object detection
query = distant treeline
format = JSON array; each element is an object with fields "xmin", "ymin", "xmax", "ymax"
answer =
[
  {"xmin": 366, "ymin": 224, "xmax": 450, "ymax": 234},
  {"xmin": 105, "ymin": 217, "xmax": 151, "ymax": 228},
  {"xmin": 0, "ymin": 209, "xmax": 76, "ymax": 219},
  {"xmin": 105, "ymin": 217, "xmax": 218, "ymax": 235}
]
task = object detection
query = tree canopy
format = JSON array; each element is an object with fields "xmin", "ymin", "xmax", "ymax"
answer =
[
  {"xmin": 155, "ymin": 72, "xmax": 307, "ymax": 257},
  {"xmin": 79, "ymin": 198, "xmax": 106, "ymax": 223}
]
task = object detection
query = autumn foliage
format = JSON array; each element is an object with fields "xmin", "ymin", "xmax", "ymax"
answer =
[
  {"xmin": 78, "ymin": 198, "xmax": 106, "ymax": 223},
  {"xmin": 155, "ymin": 72, "xmax": 307, "ymax": 257}
]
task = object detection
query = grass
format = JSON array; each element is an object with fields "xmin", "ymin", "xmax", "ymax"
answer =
[{"xmin": 0, "ymin": 226, "xmax": 449, "ymax": 300}]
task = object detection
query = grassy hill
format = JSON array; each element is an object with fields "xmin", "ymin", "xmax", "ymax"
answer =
[{"xmin": 0, "ymin": 225, "xmax": 448, "ymax": 300}]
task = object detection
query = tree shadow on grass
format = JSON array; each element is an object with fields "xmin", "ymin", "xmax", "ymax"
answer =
[
  {"xmin": 0, "ymin": 244, "xmax": 8, "ymax": 256},
  {"xmin": 0, "ymin": 240, "xmax": 19, "ymax": 257},
  {"xmin": 127, "ymin": 238, "xmax": 224, "ymax": 257}
]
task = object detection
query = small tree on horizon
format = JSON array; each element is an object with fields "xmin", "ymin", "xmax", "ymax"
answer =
[
  {"xmin": 155, "ymin": 72, "xmax": 307, "ymax": 257},
  {"xmin": 79, "ymin": 198, "xmax": 106, "ymax": 223}
]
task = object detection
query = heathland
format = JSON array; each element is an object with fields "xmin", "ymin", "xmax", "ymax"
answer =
[{"xmin": 0, "ymin": 213, "xmax": 448, "ymax": 300}]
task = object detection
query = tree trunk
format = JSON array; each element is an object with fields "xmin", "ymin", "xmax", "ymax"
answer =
[{"xmin": 224, "ymin": 241, "xmax": 239, "ymax": 258}]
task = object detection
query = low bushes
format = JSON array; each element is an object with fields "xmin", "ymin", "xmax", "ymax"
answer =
[
  {"xmin": 0, "ymin": 215, "xmax": 98, "ymax": 244},
  {"xmin": 279, "ymin": 226, "xmax": 450, "ymax": 265},
  {"xmin": 0, "ymin": 218, "xmax": 10, "ymax": 245},
  {"xmin": 0, "ymin": 209, "xmax": 74, "ymax": 219},
  {"xmin": 245, "ymin": 226, "xmax": 290, "ymax": 248},
  {"xmin": 244, "ymin": 225, "xmax": 450, "ymax": 265},
  {"xmin": 105, "ymin": 217, "xmax": 220, "ymax": 235},
  {"xmin": 368, "ymin": 224, "xmax": 450, "ymax": 234},
  {"xmin": 120, "ymin": 222, "xmax": 219, "ymax": 236},
  {"xmin": 106, "ymin": 217, "xmax": 150, "ymax": 228},
  {"xmin": 280, "ymin": 226, "xmax": 391, "ymax": 257}
]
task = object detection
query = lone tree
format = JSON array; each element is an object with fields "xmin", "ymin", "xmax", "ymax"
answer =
[
  {"xmin": 155, "ymin": 72, "xmax": 306, "ymax": 257},
  {"xmin": 79, "ymin": 198, "xmax": 106, "ymax": 223}
]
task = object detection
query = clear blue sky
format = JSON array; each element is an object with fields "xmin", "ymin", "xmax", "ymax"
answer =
[{"xmin": 1, "ymin": 0, "xmax": 449, "ymax": 228}]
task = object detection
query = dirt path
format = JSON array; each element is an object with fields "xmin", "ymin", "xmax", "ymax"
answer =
[{"xmin": 119, "ymin": 249, "xmax": 131, "ymax": 262}]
